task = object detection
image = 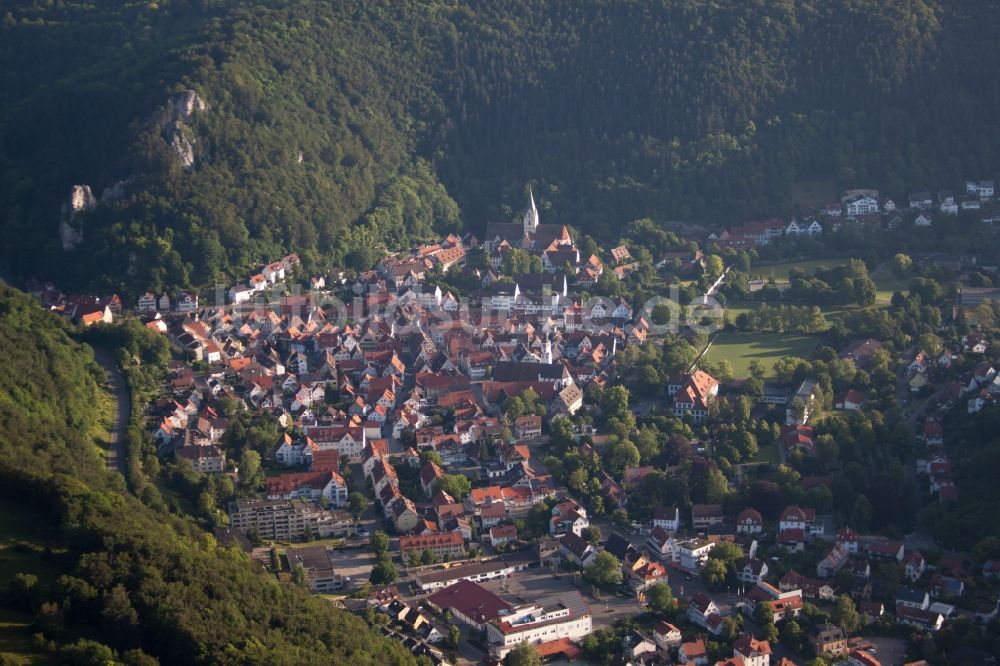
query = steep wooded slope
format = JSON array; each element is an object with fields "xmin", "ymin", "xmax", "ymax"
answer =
[
  {"xmin": 0, "ymin": 283, "xmax": 417, "ymax": 664},
  {"xmin": 0, "ymin": 1, "xmax": 997, "ymax": 294}
]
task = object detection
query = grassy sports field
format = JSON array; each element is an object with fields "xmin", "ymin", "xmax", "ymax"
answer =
[
  {"xmin": 703, "ymin": 331, "xmax": 818, "ymax": 378},
  {"xmin": 748, "ymin": 258, "xmax": 848, "ymax": 281}
]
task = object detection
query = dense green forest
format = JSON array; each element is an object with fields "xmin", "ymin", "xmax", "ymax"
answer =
[
  {"xmin": 1, "ymin": 0, "xmax": 998, "ymax": 295},
  {"xmin": 0, "ymin": 283, "xmax": 417, "ymax": 664}
]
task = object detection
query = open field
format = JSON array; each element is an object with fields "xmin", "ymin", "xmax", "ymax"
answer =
[
  {"xmin": 870, "ymin": 264, "xmax": 913, "ymax": 304},
  {"xmin": 704, "ymin": 331, "xmax": 818, "ymax": 377},
  {"xmin": 750, "ymin": 442, "xmax": 781, "ymax": 464},
  {"xmin": 749, "ymin": 258, "xmax": 849, "ymax": 282}
]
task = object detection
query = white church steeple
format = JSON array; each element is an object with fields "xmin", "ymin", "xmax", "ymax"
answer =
[{"xmin": 523, "ymin": 185, "xmax": 539, "ymax": 234}]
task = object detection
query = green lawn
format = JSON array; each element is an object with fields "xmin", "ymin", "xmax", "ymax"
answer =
[
  {"xmin": 870, "ymin": 264, "xmax": 912, "ymax": 304},
  {"xmin": 750, "ymin": 442, "xmax": 781, "ymax": 464},
  {"xmin": 749, "ymin": 258, "xmax": 848, "ymax": 282},
  {"xmin": 704, "ymin": 331, "xmax": 818, "ymax": 378}
]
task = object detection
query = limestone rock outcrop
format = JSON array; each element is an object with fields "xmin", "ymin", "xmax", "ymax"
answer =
[
  {"xmin": 160, "ymin": 90, "xmax": 206, "ymax": 169},
  {"xmin": 59, "ymin": 185, "xmax": 96, "ymax": 250}
]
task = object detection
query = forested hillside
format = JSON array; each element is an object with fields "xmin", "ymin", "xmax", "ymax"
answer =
[
  {"xmin": 0, "ymin": 283, "xmax": 417, "ymax": 664},
  {"xmin": 1, "ymin": 0, "xmax": 998, "ymax": 295}
]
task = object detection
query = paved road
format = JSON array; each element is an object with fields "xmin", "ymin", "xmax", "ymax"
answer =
[{"xmin": 92, "ymin": 348, "xmax": 130, "ymax": 473}]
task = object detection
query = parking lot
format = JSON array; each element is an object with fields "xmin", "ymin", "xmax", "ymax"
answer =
[
  {"xmin": 854, "ymin": 636, "xmax": 907, "ymax": 666},
  {"xmin": 478, "ymin": 566, "xmax": 645, "ymax": 628},
  {"xmin": 326, "ymin": 547, "xmax": 375, "ymax": 586}
]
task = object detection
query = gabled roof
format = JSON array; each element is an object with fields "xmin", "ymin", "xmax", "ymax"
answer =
[
  {"xmin": 419, "ymin": 461, "xmax": 444, "ymax": 487},
  {"xmin": 603, "ymin": 533, "xmax": 637, "ymax": 561},
  {"xmin": 733, "ymin": 633, "xmax": 771, "ymax": 657},
  {"xmin": 559, "ymin": 532, "xmax": 593, "ymax": 559},
  {"xmin": 692, "ymin": 503, "xmax": 723, "ymax": 519},
  {"xmin": 780, "ymin": 505, "xmax": 815, "ymax": 522},
  {"xmin": 399, "ymin": 532, "xmax": 463, "ymax": 551},
  {"xmin": 427, "ymin": 580, "xmax": 512, "ymax": 624},
  {"xmin": 689, "ymin": 591, "xmax": 715, "ymax": 614}
]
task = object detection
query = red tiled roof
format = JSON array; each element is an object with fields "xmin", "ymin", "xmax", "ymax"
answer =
[
  {"xmin": 426, "ymin": 580, "xmax": 512, "ymax": 624},
  {"xmin": 399, "ymin": 532, "xmax": 464, "ymax": 552},
  {"xmin": 535, "ymin": 638, "xmax": 582, "ymax": 660}
]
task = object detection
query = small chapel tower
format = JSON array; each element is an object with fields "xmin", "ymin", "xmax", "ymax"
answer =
[
  {"xmin": 542, "ymin": 334, "xmax": 553, "ymax": 364},
  {"xmin": 523, "ymin": 185, "xmax": 539, "ymax": 235}
]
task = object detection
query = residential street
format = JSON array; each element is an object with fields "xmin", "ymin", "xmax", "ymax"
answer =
[{"xmin": 894, "ymin": 353, "xmax": 942, "ymax": 551}]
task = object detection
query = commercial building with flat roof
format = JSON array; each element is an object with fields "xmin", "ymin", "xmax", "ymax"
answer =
[
  {"xmin": 228, "ymin": 498, "xmax": 353, "ymax": 541},
  {"xmin": 486, "ymin": 592, "xmax": 592, "ymax": 659},
  {"xmin": 286, "ymin": 545, "xmax": 343, "ymax": 593}
]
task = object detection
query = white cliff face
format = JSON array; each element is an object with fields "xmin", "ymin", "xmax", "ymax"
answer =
[
  {"xmin": 59, "ymin": 91, "xmax": 207, "ymax": 250},
  {"xmin": 166, "ymin": 121, "xmax": 196, "ymax": 169},
  {"xmin": 70, "ymin": 185, "xmax": 97, "ymax": 213},
  {"xmin": 171, "ymin": 90, "xmax": 206, "ymax": 121},
  {"xmin": 60, "ymin": 185, "xmax": 95, "ymax": 250},
  {"xmin": 162, "ymin": 91, "xmax": 205, "ymax": 169}
]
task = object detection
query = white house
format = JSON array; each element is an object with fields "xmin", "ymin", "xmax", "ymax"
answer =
[
  {"xmin": 967, "ymin": 180, "xmax": 995, "ymax": 199},
  {"xmin": 229, "ymin": 285, "xmax": 253, "ymax": 304},
  {"xmin": 262, "ymin": 261, "xmax": 286, "ymax": 283},
  {"xmin": 550, "ymin": 500, "xmax": 589, "ymax": 537},
  {"xmin": 686, "ymin": 592, "xmax": 721, "ymax": 631},
  {"xmin": 652, "ymin": 621, "xmax": 682, "ymax": 649},
  {"xmin": 137, "ymin": 292, "xmax": 157, "ymax": 311},
  {"xmin": 175, "ymin": 291, "xmax": 199, "ymax": 312},
  {"xmin": 652, "ymin": 506, "xmax": 680, "ymax": 533},
  {"xmin": 646, "ymin": 527, "xmax": 676, "ymax": 562},
  {"xmin": 274, "ymin": 433, "xmax": 316, "ymax": 466},
  {"xmin": 736, "ymin": 508, "xmax": 763, "ymax": 534},
  {"xmin": 304, "ymin": 425, "xmax": 366, "ymax": 461},
  {"xmin": 733, "ymin": 633, "xmax": 772, "ymax": 666},
  {"xmin": 736, "ymin": 557, "xmax": 769, "ymax": 584},
  {"xmin": 676, "ymin": 538, "xmax": 715, "ymax": 571},
  {"xmin": 845, "ymin": 194, "xmax": 879, "ymax": 217}
]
